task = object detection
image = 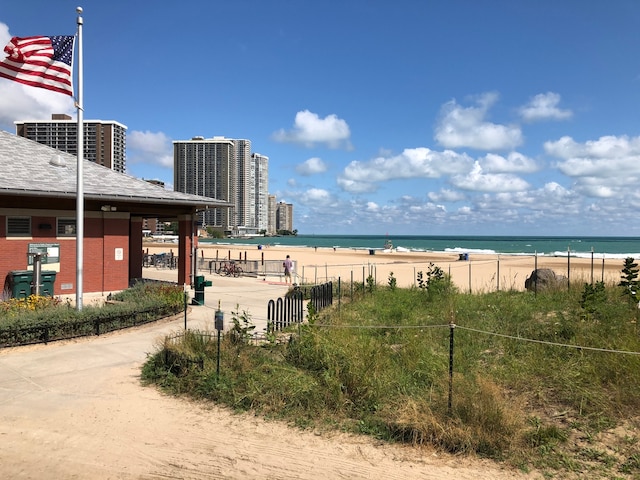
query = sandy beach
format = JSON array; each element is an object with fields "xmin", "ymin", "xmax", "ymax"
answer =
[
  {"xmin": 147, "ymin": 240, "xmax": 626, "ymax": 293},
  {"xmin": 6, "ymin": 240, "xmax": 621, "ymax": 479},
  {"xmin": 0, "ymin": 242, "xmax": 549, "ymax": 480}
]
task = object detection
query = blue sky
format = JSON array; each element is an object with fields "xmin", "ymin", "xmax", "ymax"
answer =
[{"xmin": 2, "ymin": 1, "xmax": 640, "ymax": 236}]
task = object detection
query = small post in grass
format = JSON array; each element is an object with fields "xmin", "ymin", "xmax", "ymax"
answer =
[
  {"xmin": 534, "ymin": 251, "xmax": 538, "ymax": 297},
  {"xmin": 183, "ymin": 283, "xmax": 189, "ymax": 330},
  {"xmin": 215, "ymin": 300, "xmax": 224, "ymax": 379},
  {"xmin": 448, "ymin": 321, "xmax": 455, "ymax": 416},
  {"xmin": 567, "ymin": 246, "xmax": 571, "ymax": 291}
]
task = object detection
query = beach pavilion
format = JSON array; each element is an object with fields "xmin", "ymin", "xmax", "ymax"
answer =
[{"xmin": 0, "ymin": 129, "xmax": 229, "ymax": 299}]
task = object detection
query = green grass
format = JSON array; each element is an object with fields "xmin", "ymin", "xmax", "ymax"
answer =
[{"xmin": 142, "ymin": 277, "xmax": 640, "ymax": 479}]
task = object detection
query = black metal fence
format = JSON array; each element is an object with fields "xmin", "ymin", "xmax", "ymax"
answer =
[
  {"xmin": 310, "ymin": 281, "xmax": 333, "ymax": 312},
  {"xmin": 267, "ymin": 281, "xmax": 334, "ymax": 333},
  {"xmin": 0, "ymin": 305, "xmax": 182, "ymax": 348},
  {"xmin": 267, "ymin": 289, "xmax": 304, "ymax": 332}
]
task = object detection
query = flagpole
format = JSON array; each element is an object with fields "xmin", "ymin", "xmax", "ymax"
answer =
[{"xmin": 76, "ymin": 6, "xmax": 84, "ymax": 310}]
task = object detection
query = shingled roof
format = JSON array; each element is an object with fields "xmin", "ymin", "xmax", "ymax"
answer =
[{"xmin": 0, "ymin": 129, "xmax": 228, "ymax": 210}]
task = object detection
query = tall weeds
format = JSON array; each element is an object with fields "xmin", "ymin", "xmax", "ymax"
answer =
[{"xmin": 143, "ymin": 276, "xmax": 640, "ymax": 478}]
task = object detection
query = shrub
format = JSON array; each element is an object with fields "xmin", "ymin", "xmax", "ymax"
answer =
[
  {"xmin": 0, "ymin": 295, "xmax": 62, "ymax": 316},
  {"xmin": 0, "ymin": 281, "xmax": 184, "ymax": 347},
  {"xmin": 416, "ymin": 263, "xmax": 456, "ymax": 298}
]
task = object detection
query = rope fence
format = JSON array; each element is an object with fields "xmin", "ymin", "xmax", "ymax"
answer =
[
  {"xmin": 304, "ymin": 319, "xmax": 640, "ymax": 414},
  {"xmin": 165, "ymin": 316, "xmax": 640, "ymax": 417}
]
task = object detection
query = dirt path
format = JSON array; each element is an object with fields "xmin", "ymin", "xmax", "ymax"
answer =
[{"xmin": 0, "ymin": 312, "xmax": 541, "ymax": 479}]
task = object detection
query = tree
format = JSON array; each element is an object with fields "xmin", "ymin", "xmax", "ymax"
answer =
[
  {"xmin": 619, "ymin": 257, "xmax": 640, "ymax": 303},
  {"xmin": 277, "ymin": 229, "xmax": 298, "ymax": 236},
  {"xmin": 206, "ymin": 226, "xmax": 224, "ymax": 239}
]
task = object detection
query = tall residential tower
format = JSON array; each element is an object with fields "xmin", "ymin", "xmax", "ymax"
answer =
[
  {"xmin": 15, "ymin": 114, "xmax": 127, "ymax": 173},
  {"xmin": 173, "ymin": 136, "xmax": 270, "ymax": 234},
  {"xmin": 174, "ymin": 136, "xmax": 235, "ymax": 229},
  {"xmin": 252, "ymin": 153, "xmax": 269, "ymax": 233}
]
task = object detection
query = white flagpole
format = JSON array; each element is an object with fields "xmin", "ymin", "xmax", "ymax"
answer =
[{"xmin": 76, "ymin": 6, "xmax": 84, "ymax": 310}]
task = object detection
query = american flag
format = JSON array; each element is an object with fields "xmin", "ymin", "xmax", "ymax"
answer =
[{"xmin": 0, "ymin": 35, "xmax": 75, "ymax": 96}]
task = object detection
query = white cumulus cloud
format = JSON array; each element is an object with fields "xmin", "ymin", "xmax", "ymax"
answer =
[
  {"xmin": 340, "ymin": 148, "xmax": 473, "ymax": 187},
  {"xmin": 518, "ymin": 92, "xmax": 572, "ymax": 122},
  {"xmin": 428, "ymin": 189, "xmax": 466, "ymax": 202},
  {"xmin": 272, "ymin": 110, "xmax": 352, "ymax": 149},
  {"xmin": 336, "ymin": 177, "xmax": 378, "ymax": 194},
  {"xmin": 128, "ymin": 130, "xmax": 173, "ymax": 168},
  {"xmin": 298, "ymin": 187, "xmax": 335, "ymax": 206},
  {"xmin": 450, "ymin": 161, "xmax": 529, "ymax": 192},
  {"xmin": 434, "ymin": 92, "xmax": 522, "ymax": 150},
  {"xmin": 296, "ymin": 157, "xmax": 328, "ymax": 175},
  {"xmin": 544, "ymin": 135, "xmax": 640, "ymax": 197},
  {"xmin": 480, "ymin": 152, "xmax": 538, "ymax": 173}
]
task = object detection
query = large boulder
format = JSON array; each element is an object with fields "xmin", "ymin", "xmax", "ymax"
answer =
[{"xmin": 524, "ymin": 268, "xmax": 568, "ymax": 292}]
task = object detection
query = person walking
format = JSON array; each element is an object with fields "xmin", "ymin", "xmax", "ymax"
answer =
[{"xmin": 283, "ymin": 254, "xmax": 293, "ymax": 284}]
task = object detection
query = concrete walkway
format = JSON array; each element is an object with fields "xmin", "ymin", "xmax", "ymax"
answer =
[
  {"xmin": 0, "ymin": 269, "xmax": 293, "ymax": 478},
  {"xmin": 141, "ymin": 266, "xmax": 293, "ymax": 335},
  {"xmin": 0, "ymin": 268, "xmax": 530, "ymax": 480},
  {"xmin": 0, "ymin": 268, "xmax": 292, "ymax": 410}
]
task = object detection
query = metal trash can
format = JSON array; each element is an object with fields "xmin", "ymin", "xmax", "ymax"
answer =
[{"xmin": 192, "ymin": 275, "xmax": 212, "ymax": 305}]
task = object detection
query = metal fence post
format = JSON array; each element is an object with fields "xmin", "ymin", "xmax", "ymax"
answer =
[
  {"xmin": 448, "ymin": 322, "xmax": 455, "ymax": 416},
  {"xmin": 534, "ymin": 251, "xmax": 538, "ymax": 297},
  {"xmin": 567, "ymin": 247, "xmax": 571, "ymax": 291},
  {"xmin": 184, "ymin": 287, "xmax": 188, "ymax": 330},
  {"xmin": 351, "ymin": 270, "xmax": 354, "ymax": 301}
]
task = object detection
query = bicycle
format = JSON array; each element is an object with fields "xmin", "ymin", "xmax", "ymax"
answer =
[
  {"xmin": 215, "ymin": 260, "xmax": 229, "ymax": 275},
  {"xmin": 154, "ymin": 253, "xmax": 169, "ymax": 269},
  {"xmin": 218, "ymin": 261, "xmax": 243, "ymax": 277},
  {"xmin": 226, "ymin": 262, "xmax": 243, "ymax": 277}
]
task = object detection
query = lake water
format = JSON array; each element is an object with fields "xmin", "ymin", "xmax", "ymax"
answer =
[{"xmin": 201, "ymin": 235, "xmax": 640, "ymax": 259}]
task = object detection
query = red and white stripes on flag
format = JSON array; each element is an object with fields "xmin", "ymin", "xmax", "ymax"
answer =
[{"xmin": 0, "ymin": 35, "xmax": 75, "ymax": 96}]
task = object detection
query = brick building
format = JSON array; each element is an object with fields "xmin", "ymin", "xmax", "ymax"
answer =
[{"xmin": 0, "ymin": 130, "xmax": 228, "ymax": 297}]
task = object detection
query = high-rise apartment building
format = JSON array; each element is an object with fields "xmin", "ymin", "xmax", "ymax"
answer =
[
  {"xmin": 276, "ymin": 201, "xmax": 294, "ymax": 232},
  {"xmin": 173, "ymin": 136, "xmax": 270, "ymax": 234},
  {"xmin": 252, "ymin": 153, "xmax": 269, "ymax": 232},
  {"xmin": 15, "ymin": 114, "xmax": 127, "ymax": 173},
  {"xmin": 174, "ymin": 136, "xmax": 235, "ymax": 229},
  {"xmin": 267, "ymin": 195, "xmax": 277, "ymax": 235},
  {"xmin": 234, "ymin": 139, "xmax": 252, "ymax": 229}
]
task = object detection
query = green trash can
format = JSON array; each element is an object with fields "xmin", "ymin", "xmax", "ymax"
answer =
[
  {"xmin": 39, "ymin": 270, "xmax": 57, "ymax": 296},
  {"xmin": 192, "ymin": 275, "xmax": 212, "ymax": 306},
  {"xmin": 9, "ymin": 270, "xmax": 33, "ymax": 299}
]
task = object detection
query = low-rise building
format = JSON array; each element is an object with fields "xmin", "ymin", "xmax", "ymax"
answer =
[{"xmin": 0, "ymin": 130, "xmax": 229, "ymax": 298}]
